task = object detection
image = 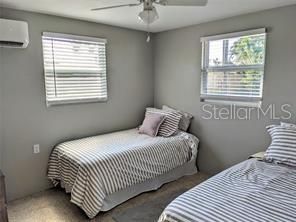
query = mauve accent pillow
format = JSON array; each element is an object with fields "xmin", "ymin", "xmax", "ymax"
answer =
[{"xmin": 139, "ymin": 113, "xmax": 166, "ymax": 137}]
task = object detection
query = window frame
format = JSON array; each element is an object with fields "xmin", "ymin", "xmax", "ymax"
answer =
[
  {"xmin": 42, "ymin": 32, "xmax": 108, "ymax": 107},
  {"xmin": 200, "ymin": 28, "xmax": 267, "ymax": 107}
]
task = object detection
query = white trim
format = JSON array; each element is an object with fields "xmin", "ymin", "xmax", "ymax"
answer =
[
  {"xmin": 200, "ymin": 94, "xmax": 262, "ymax": 102},
  {"xmin": 201, "ymin": 99, "xmax": 262, "ymax": 108},
  {"xmin": 42, "ymin": 32, "xmax": 107, "ymax": 44},
  {"xmin": 205, "ymin": 65, "xmax": 264, "ymax": 72},
  {"xmin": 200, "ymin": 28, "xmax": 266, "ymax": 105},
  {"xmin": 47, "ymin": 97, "xmax": 108, "ymax": 107},
  {"xmin": 200, "ymin": 28, "xmax": 266, "ymax": 42},
  {"xmin": 42, "ymin": 32, "xmax": 108, "ymax": 107}
]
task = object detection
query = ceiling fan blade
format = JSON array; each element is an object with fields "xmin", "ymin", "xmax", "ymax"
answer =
[
  {"xmin": 91, "ymin": 3, "xmax": 141, "ymax": 11},
  {"xmin": 158, "ymin": 0, "xmax": 208, "ymax": 6}
]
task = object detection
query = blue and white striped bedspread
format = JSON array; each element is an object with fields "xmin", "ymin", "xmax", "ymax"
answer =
[
  {"xmin": 47, "ymin": 129, "xmax": 199, "ymax": 219},
  {"xmin": 159, "ymin": 158, "xmax": 296, "ymax": 222}
]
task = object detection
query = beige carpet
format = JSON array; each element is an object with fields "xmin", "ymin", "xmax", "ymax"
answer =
[{"xmin": 8, "ymin": 173, "xmax": 209, "ymax": 222}]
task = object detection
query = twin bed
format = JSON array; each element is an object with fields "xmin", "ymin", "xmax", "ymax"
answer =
[
  {"xmin": 47, "ymin": 128, "xmax": 199, "ymax": 218},
  {"xmin": 159, "ymin": 157, "xmax": 296, "ymax": 222},
  {"xmin": 159, "ymin": 123, "xmax": 296, "ymax": 222}
]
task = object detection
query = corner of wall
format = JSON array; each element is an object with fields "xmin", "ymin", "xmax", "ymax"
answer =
[
  {"xmin": 151, "ymin": 32, "xmax": 158, "ymax": 108},
  {"xmin": 0, "ymin": 49, "xmax": 3, "ymax": 170}
]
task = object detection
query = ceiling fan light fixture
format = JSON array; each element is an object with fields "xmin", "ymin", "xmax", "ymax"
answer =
[{"xmin": 138, "ymin": 7, "xmax": 159, "ymax": 24}]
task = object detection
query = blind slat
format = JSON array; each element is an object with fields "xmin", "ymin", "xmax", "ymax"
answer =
[
  {"xmin": 43, "ymin": 51, "xmax": 106, "ymax": 58},
  {"xmin": 42, "ymin": 32, "xmax": 107, "ymax": 106}
]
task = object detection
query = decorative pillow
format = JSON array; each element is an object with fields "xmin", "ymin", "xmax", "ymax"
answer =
[
  {"xmin": 162, "ymin": 105, "xmax": 193, "ymax": 132},
  {"xmin": 264, "ymin": 125, "xmax": 296, "ymax": 167},
  {"xmin": 146, "ymin": 108, "xmax": 182, "ymax": 137},
  {"xmin": 139, "ymin": 113, "xmax": 166, "ymax": 137},
  {"xmin": 281, "ymin": 122, "xmax": 296, "ymax": 129}
]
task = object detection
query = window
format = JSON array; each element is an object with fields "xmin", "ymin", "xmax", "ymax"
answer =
[
  {"xmin": 42, "ymin": 32, "xmax": 107, "ymax": 106},
  {"xmin": 200, "ymin": 28, "xmax": 266, "ymax": 106}
]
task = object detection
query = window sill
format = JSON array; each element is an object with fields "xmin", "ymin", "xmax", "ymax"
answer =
[
  {"xmin": 46, "ymin": 97, "xmax": 108, "ymax": 107},
  {"xmin": 201, "ymin": 98, "xmax": 262, "ymax": 108}
]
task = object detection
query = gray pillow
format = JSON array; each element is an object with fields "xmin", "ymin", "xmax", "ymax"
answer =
[
  {"xmin": 146, "ymin": 108, "xmax": 182, "ymax": 137},
  {"xmin": 139, "ymin": 113, "xmax": 166, "ymax": 137},
  {"xmin": 264, "ymin": 125, "xmax": 296, "ymax": 167},
  {"xmin": 162, "ymin": 105, "xmax": 193, "ymax": 132}
]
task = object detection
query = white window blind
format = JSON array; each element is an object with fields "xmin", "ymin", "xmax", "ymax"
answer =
[
  {"xmin": 200, "ymin": 28, "xmax": 266, "ymax": 106},
  {"xmin": 42, "ymin": 32, "xmax": 107, "ymax": 106}
]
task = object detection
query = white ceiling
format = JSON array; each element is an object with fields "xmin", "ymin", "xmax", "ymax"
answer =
[{"xmin": 1, "ymin": 0, "xmax": 296, "ymax": 32}]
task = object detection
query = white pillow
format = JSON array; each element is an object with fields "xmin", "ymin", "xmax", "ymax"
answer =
[{"xmin": 162, "ymin": 105, "xmax": 193, "ymax": 132}]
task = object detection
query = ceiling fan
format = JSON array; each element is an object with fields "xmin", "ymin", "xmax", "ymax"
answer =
[{"xmin": 92, "ymin": 0, "xmax": 208, "ymax": 42}]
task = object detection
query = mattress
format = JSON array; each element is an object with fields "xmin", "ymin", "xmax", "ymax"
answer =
[
  {"xmin": 47, "ymin": 128, "xmax": 199, "ymax": 219},
  {"xmin": 159, "ymin": 158, "xmax": 296, "ymax": 222}
]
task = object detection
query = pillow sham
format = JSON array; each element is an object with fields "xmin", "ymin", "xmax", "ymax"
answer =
[
  {"xmin": 139, "ymin": 113, "xmax": 166, "ymax": 137},
  {"xmin": 264, "ymin": 125, "xmax": 296, "ymax": 167},
  {"xmin": 146, "ymin": 108, "xmax": 182, "ymax": 137},
  {"xmin": 162, "ymin": 105, "xmax": 193, "ymax": 132}
]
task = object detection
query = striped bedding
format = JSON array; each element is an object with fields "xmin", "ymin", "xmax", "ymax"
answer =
[
  {"xmin": 265, "ymin": 125, "xmax": 296, "ymax": 167},
  {"xmin": 159, "ymin": 158, "xmax": 296, "ymax": 222},
  {"xmin": 47, "ymin": 129, "xmax": 199, "ymax": 219}
]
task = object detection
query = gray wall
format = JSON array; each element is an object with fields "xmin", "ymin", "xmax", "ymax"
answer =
[
  {"xmin": 0, "ymin": 6, "xmax": 4, "ymax": 169},
  {"xmin": 0, "ymin": 55, "xmax": 3, "ymax": 170},
  {"xmin": 153, "ymin": 5, "xmax": 296, "ymax": 175},
  {"xmin": 0, "ymin": 18, "xmax": 3, "ymax": 170},
  {"xmin": 0, "ymin": 8, "xmax": 154, "ymax": 200}
]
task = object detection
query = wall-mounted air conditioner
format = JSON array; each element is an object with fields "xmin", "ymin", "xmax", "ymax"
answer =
[{"xmin": 0, "ymin": 18, "xmax": 29, "ymax": 48}]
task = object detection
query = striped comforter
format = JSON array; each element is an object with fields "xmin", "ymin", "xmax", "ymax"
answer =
[
  {"xmin": 48, "ymin": 129, "xmax": 199, "ymax": 219},
  {"xmin": 159, "ymin": 159, "xmax": 296, "ymax": 222}
]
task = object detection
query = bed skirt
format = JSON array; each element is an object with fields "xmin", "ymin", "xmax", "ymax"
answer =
[
  {"xmin": 101, "ymin": 158, "xmax": 198, "ymax": 211},
  {"xmin": 60, "ymin": 158, "xmax": 198, "ymax": 212}
]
